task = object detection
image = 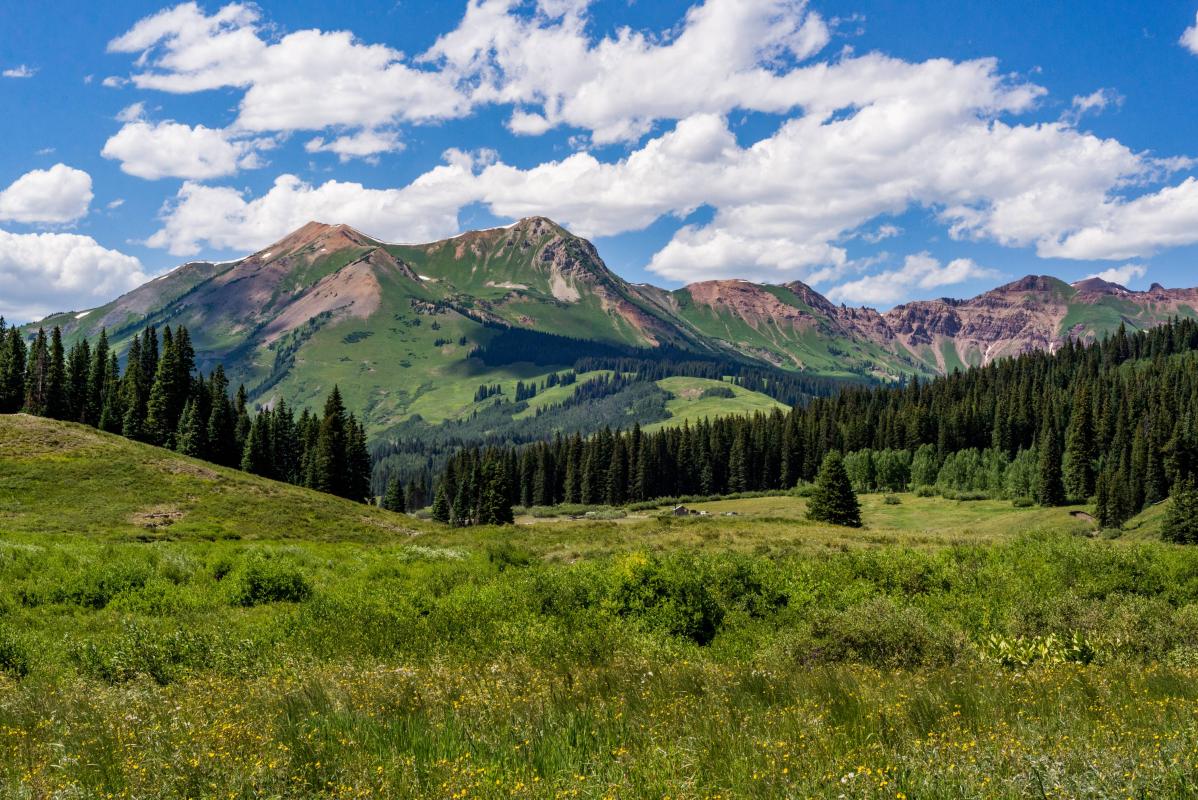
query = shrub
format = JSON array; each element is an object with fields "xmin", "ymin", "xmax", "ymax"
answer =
[
  {"xmin": 70, "ymin": 620, "xmax": 213, "ymax": 685},
  {"xmin": 883, "ymin": 494, "xmax": 901, "ymax": 505},
  {"xmin": 62, "ymin": 558, "xmax": 153, "ymax": 609},
  {"xmin": 699, "ymin": 385, "xmax": 735, "ymax": 399},
  {"xmin": 487, "ymin": 541, "xmax": 534, "ymax": 571},
  {"xmin": 0, "ymin": 625, "xmax": 30, "ymax": 678},
  {"xmin": 606, "ymin": 553, "xmax": 724, "ymax": 645},
  {"xmin": 1011, "ymin": 496, "xmax": 1035, "ymax": 508},
  {"xmin": 913, "ymin": 485, "xmax": 937, "ymax": 498},
  {"xmin": 232, "ymin": 557, "xmax": 313, "ymax": 606},
  {"xmin": 810, "ymin": 598, "xmax": 963, "ymax": 667}
]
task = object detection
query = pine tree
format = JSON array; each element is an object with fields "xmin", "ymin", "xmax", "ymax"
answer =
[
  {"xmin": 431, "ymin": 482, "xmax": 452, "ymax": 523},
  {"xmin": 477, "ymin": 457, "xmax": 514, "ymax": 525},
  {"xmin": 1162, "ymin": 479, "xmax": 1198, "ymax": 544},
  {"xmin": 65, "ymin": 338, "xmax": 91, "ymax": 422},
  {"xmin": 240, "ymin": 413, "xmax": 272, "ymax": 476},
  {"xmin": 806, "ymin": 451, "xmax": 862, "ymax": 528},
  {"xmin": 314, "ymin": 386, "xmax": 349, "ymax": 498},
  {"xmin": 205, "ymin": 366, "xmax": 237, "ymax": 466},
  {"xmin": 98, "ymin": 353, "xmax": 123, "ymax": 433},
  {"xmin": 345, "ymin": 414, "xmax": 372, "ymax": 502},
  {"xmin": 382, "ymin": 477, "xmax": 406, "ymax": 512},
  {"xmin": 1062, "ymin": 385, "xmax": 1096, "ymax": 501},
  {"xmin": 176, "ymin": 399, "xmax": 207, "ymax": 458},
  {"xmin": 44, "ymin": 327, "xmax": 68, "ymax": 420},
  {"xmin": 1036, "ymin": 417, "xmax": 1067, "ymax": 507},
  {"xmin": 0, "ymin": 327, "xmax": 25, "ymax": 413},
  {"xmin": 85, "ymin": 330, "xmax": 110, "ymax": 426},
  {"xmin": 727, "ymin": 426, "xmax": 749, "ymax": 493},
  {"xmin": 23, "ymin": 328, "xmax": 49, "ymax": 415}
]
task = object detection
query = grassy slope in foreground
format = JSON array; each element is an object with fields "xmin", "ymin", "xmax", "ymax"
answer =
[
  {"xmin": 3, "ymin": 415, "xmax": 1198, "ymax": 798},
  {"xmin": 0, "ymin": 414, "xmax": 424, "ymax": 541}
]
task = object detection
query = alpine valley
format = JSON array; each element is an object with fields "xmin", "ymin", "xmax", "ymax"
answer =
[{"xmin": 28, "ymin": 216, "xmax": 1198, "ymax": 441}]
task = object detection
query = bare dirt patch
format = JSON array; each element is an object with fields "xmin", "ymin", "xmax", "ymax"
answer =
[
  {"xmin": 132, "ymin": 506, "xmax": 185, "ymax": 529},
  {"xmin": 155, "ymin": 459, "xmax": 219, "ymax": 481}
]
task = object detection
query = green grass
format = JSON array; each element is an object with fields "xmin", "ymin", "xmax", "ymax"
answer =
[
  {"xmin": 4, "ymin": 415, "xmax": 1198, "ymax": 798},
  {"xmin": 642, "ymin": 376, "xmax": 788, "ymax": 432}
]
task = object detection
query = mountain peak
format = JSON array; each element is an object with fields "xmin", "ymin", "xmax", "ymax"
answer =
[
  {"xmin": 252, "ymin": 221, "xmax": 379, "ymax": 263},
  {"xmin": 1071, "ymin": 277, "xmax": 1126, "ymax": 294},
  {"xmin": 994, "ymin": 275, "xmax": 1071, "ymax": 294}
]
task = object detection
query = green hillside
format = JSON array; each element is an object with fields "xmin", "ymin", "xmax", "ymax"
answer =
[{"xmin": 0, "ymin": 414, "xmax": 423, "ymax": 540}]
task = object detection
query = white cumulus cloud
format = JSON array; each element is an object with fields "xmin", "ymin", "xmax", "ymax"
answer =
[
  {"xmin": 102, "ymin": 117, "xmax": 266, "ymax": 180},
  {"xmin": 1182, "ymin": 12, "xmax": 1198, "ymax": 55},
  {"xmin": 826, "ymin": 253, "xmax": 999, "ymax": 306},
  {"xmin": 0, "ymin": 164, "xmax": 93, "ymax": 224},
  {"xmin": 147, "ymin": 166, "xmax": 480, "ymax": 256},
  {"xmin": 2, "ymin": 64, "xmax": 36, "ymax": 78},
  {"xmin": 0, "ymin": 230, "xmax": 148, "ymax": 322},
  {"xmin": 1085, "ymin": 263, "xmax": 1147, "ymax": 286}
]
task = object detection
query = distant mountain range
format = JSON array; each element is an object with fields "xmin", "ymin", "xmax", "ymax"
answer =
[{"xmin": 32, "ymin": 217, "xmax": 1198, "ymax": 432}]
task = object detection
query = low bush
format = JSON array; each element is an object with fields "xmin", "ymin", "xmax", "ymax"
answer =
[
  {"xmin": 606, "ymin": 553, "xmax": 724, "ymax": 645},
  {"xmin": 231, "ymin": 556, "xmax": 312, "ymax": 606},
  {"xmin": 487, "ymin": 541, "xmax": 535, "ymax": 571},
  {"xmin": 0, "ymin": 625, "xmax": 30, "ymax": 678}
]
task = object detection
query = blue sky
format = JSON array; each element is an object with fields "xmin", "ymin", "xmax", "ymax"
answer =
[{"xmin": 1, "ymin": 0, "xmax": 1197, "ymax": 323}]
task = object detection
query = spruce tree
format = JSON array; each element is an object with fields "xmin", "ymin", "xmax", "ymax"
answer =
[
  {"xmin": 431, "ymin": 482, "xmax": 452, "ymax": 523},
  {"xmin": 1036, "ymin": 418, "xmax": 1067, "ymax": 507},
  {"xmin": 65, "ymin": 338, "xmax": 91, "ymax": 422},
  {"xmin": 314, "ymin": 387, "xmax": 349, "ymax": 497},
  {"xmin": 1162, "ymin": 479, "xmax": 1198, "ymax": 544},
  {"xmin": 806, "ymin": 451, "xmax": 862, "ymax": 528},
  {"xmin": 477, "ymin": 457, "xmax": 514, "ymax": 525},
  {"xmin": 85, "ymin": 330, "xmax": 110, "ymax": 426},
  {"xmin": 1062, "ymin": 386, "xmax": 1096, "ymax": 501},
  {"xmin": 382, "ymin": 477, "xmax": 406, "ymax": 512},
  {"xmin": 23, "ymin": 328, "xmax": 49, "ymax": 416},
  {"xmin": 205, "ymin": 366, "xmax": 237, "ymax": 466},
  {"xmin": 176, "ymin": 399, "xmax": 207, "ymax": 458},
  {"xmin": 345, "ymin": 414, "xmax": 372, "ymax": 502},
  {"xmin": 0, "ymin": 328, "xmax": 25, "ymax": 413},
  {"xmin": 98, "ymin": 353, "xmax": 123, "ymax": 433},
  {"xmin": 44, "ymin": 327, "xmax": 68, "ymax": 420},
  {"xmin": 240, "ymin": 414, "xmax": 272, "ymax": 476}
]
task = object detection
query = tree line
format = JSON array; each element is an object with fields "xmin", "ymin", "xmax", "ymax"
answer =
[
  {"xmin": 434, "ymin": 318, "xmax": 1198, "ymax": 529},
  {"xmin": 0, "ymin": 319, "xmax": 370, "ymax": 503}
]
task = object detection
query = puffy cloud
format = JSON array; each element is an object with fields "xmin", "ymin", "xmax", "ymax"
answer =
[
  {"xmin": 2, "ymin": 65, "xmax": 36, "ymax": 78},
  {"xmin": 147, "ymin": 166, "xmax": 479, "ymax": 256},
  {"xmin": 826, "ymin": 253, "xmax": 999, "ymax": 306},
  {"xmin": 427, "ymin": 0, "xmax": 832, "ymax": 142},
  {"xmin": 1039, "ymin": 178, "xmax": 1198, "ymax": 260},
  {"xmin": 107, "ymin": 0, "xmax": 832, "ymax": 147},
  {"xmin": 109, "ymin": 3, "xmax": 466, "ymax": 135},
  {"xmin": 1182, "ymin": 12, "xmax": 1198, "ymax": 55},
  {"xmin": 101, "ymin": 117, "xmax": 266, "ymax": 180},
  {"xmin": 305, "ymin": 129, "xmax": 403, "ymax": 161},
  {"xmin": 1085, "ymin": 263, "xmax": 1147, "ymax": 286},
  {"xmin": 0, "ymin": 164, "xmax": 93, "ymax": 224},
  {"xmin": 0, "ymin": 229, "xmax": 148, "ymax": 322}
]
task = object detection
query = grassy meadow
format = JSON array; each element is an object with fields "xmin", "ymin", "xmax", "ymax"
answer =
[{"xmin": 3, "ymin": 416, "xmax": 1198, "ymax": 798}]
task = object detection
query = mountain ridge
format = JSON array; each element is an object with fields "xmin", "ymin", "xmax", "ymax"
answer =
[{"xmin": 27, "ymin": 217, "xmax": 1198, "ymax": 430}]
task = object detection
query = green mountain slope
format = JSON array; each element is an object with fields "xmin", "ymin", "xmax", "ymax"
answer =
[{"xmin": 27, "ymin": 218, "xmax": 1198, "ymax": 438}]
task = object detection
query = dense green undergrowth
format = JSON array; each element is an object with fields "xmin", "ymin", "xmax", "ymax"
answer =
[
  {"xmin": 4, "ymin": 529, "xmax": 1198, "ymax": 797},
  {"xmin": 4, "ymin": 415, "xmax": 1198, "ymax": 797}
]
